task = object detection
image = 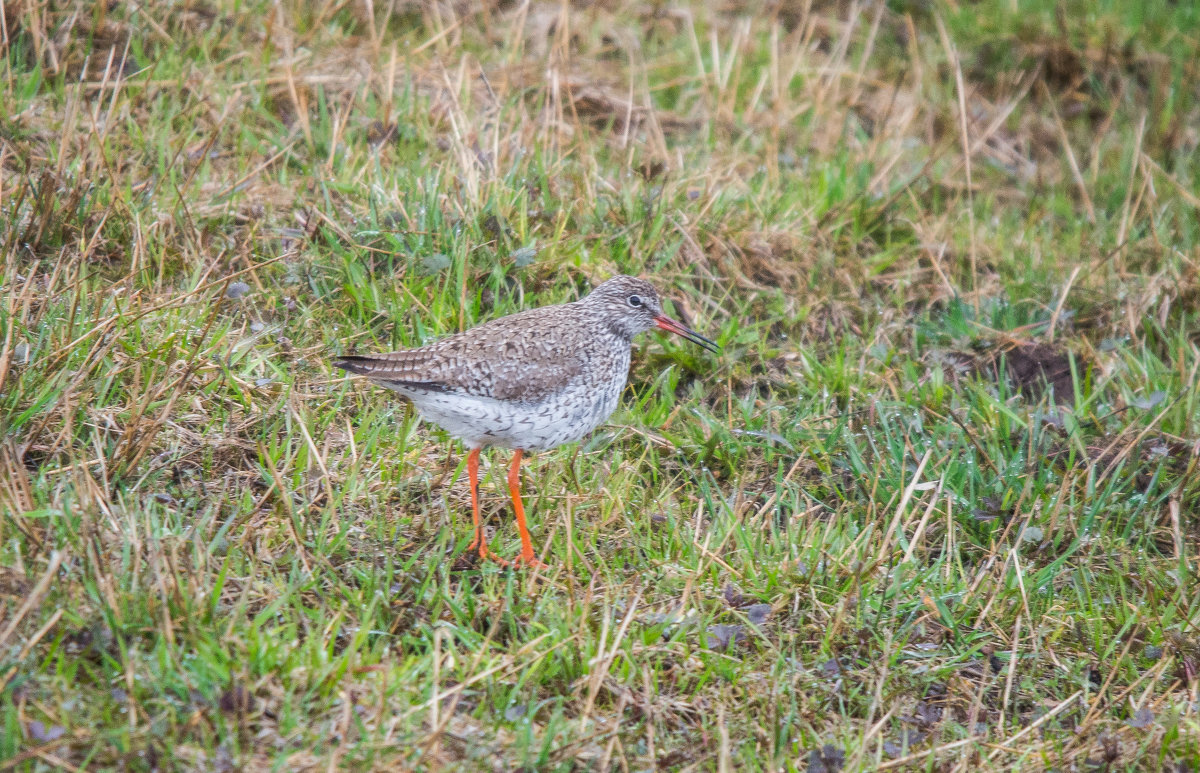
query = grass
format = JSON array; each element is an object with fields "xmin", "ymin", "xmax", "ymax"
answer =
[{"xmin": 1, "ymin": 0, "xmax": 1199, "ymax": 769}]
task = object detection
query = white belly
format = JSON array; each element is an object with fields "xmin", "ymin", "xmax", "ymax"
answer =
[{"xmin": 392, "ymin": 380, "xmax": 623, "ymax": 451}]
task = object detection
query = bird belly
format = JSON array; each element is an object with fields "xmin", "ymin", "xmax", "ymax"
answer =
[
  {"xmin": 393, "ymin": 381, "xmax": 622, "ymax": 452},
  {"xmin": 511, "ymin": 383, "xmax": 622, "ymax": 451},
  {"xmin": 394, "ymin": 390, "xmax": 517, "ymax": 449}
]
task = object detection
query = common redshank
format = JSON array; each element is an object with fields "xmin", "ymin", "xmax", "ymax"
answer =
[{"xmin": 334, "ymin": 275, "xmax": 719, "ymax": 568}]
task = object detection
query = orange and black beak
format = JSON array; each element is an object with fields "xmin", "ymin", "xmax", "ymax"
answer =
[{"xmin": 655, "ymin": 315, "xmax": 720, "ymax": 353}]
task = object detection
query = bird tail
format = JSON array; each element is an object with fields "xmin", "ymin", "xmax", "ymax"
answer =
[
  {"xmin": 331, "ymin": 355, "xmax": 376, "ymax": 376},
  {"xmin": 333, "ymin": 354, "xmax": 451, "ymax": 393},
  {"xmin": 332, "ymin": 354, "xmax": 399, "ymax": 377}
]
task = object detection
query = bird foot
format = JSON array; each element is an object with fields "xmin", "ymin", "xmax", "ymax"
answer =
[
  {"xmin": 510, "ymin": 553, "xmax": 549, "ymax": 570},
  {"xmin": 464, "ymin": 535, "xmax": 510, "ymax": 567},
  {"xmin": 464, "ymin": 533, "xmax": 545, "ymax": 570},
  {"xmin": 476, "ymin": 548, "xmax": 510, "ymax": 567}
]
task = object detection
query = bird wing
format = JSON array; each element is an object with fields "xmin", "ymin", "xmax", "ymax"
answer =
[{"xmin": 333, "ymin": 308, "xmax": 586, "ymax": 403}]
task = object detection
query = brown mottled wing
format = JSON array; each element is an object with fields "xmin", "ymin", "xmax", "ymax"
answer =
[{"xmin": 334, "ymin": 306, "xmax": 585, "ymax": 402}]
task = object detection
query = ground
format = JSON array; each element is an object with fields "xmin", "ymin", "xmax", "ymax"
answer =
[{"xmin": 1, "ymin": 0, "xmax": 1199, "ymax": 770}]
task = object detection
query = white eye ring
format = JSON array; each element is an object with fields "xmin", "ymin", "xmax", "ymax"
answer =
[{"xmin": 628, "ymin": 294, "xmax": 643, "ymax": 307}]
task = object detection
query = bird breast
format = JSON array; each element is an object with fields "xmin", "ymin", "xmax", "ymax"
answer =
[{"xmin": 399, "ymin": 344, "xmax": 630, "ymax": 451}]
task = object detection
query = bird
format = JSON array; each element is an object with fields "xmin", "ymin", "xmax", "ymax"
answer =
[{"xmin": 333, "ymin": 275, "xmax": 719, "ymax": 568}]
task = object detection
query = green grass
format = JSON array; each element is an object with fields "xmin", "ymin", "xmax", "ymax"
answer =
[{"xmin": 2, "ymin": 0, "xmax": 1199, "ymax": 770}]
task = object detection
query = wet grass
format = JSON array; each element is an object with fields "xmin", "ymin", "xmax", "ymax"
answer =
[{"xmin": 1, "ymin": 0, "xmax": 1199, "ymax": 770}]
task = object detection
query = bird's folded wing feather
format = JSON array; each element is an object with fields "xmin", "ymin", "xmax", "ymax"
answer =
[{"xmin": 334, "ymin": 310, "xmax": 585, "ymax": 403}]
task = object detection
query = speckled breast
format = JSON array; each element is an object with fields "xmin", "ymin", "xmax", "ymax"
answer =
[{"xmin": 396, "ymin": 348, "xmax": 630, "ymax": 451}]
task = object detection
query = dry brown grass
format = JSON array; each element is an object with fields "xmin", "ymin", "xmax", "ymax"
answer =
[{"xmin": 2, "ymin": 0, "xmax": 1199, "ymax": 769}]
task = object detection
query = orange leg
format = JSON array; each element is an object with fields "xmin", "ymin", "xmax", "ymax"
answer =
[
  {"xmin": 464, "ymin": 447, "xmax": 506, "ymax": 566},
  {"xmin": 508, "ymin": 449, "xmax": 548, "ymax": 569}
]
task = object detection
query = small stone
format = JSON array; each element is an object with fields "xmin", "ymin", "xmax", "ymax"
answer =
[
  {"xmin": 744, "ymin": 604, "xmax": 772, "ymax": 626},
  {"xmin": 27, "ymin": 721, "xmax": 65, "ymax": 742},
  {"xmin": 706, "ymin": 624, "xmax": 746, "ymax": 652},
  {"xmin": 1131, "ymin": 391, "xmax": 1167, "ymax": 410},
  {"xmin": 511, "ymin": 245, "xmax": 537, "ymax": 267},
  {"xmin": 419, "ymin": 253, "xmax": 452, "ymax": 275},
  {"xmin": 226, "ymin": 282, "xmax": 251, "ymax": 299},
  {"xmin": 1127, "ymin": 707, "xmax": 1154, "ymax": 728}
]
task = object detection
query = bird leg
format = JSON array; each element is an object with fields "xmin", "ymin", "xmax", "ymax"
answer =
[
  {"xmin": 464, "ymin": 447, "xmax": 506, "ymax": 566},
  {"xmin": 508, "ymin": 449, "xmax": 548, "ymax": 569}
]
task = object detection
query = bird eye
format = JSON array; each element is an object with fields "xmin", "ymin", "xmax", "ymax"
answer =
[{"xmin": 628, "ymin": 294, "xmax": 642, "ymax": 307}]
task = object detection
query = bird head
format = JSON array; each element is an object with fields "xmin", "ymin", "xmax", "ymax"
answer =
[{"xmin": 583, "ymin": 275, "xmax": 719, "ymax": 352}]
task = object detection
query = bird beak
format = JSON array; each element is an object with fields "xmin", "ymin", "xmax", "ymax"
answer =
[{"xmin": 654, "ymin": 315, "xmax": 720, "ymax": 353}]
